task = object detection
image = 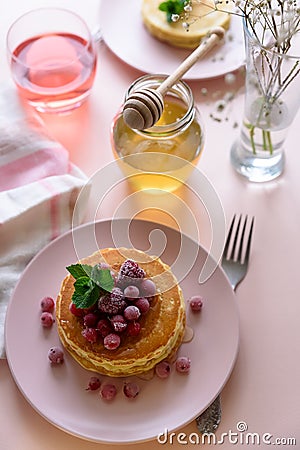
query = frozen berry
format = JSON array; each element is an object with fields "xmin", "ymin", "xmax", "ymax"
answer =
[
  {"xmin": 189, "ymin": 295, "xmax": 203, "ymax": 312},
  {"xmin": 86, "ymin": 376, "xmax": 101, "ymax": 391},
  {"xmin": 123, "ymin": 382, "xmax": 140, "ymax": 398},
  {"xmin": 69, "ymin": 302, "xmax": 85, "ymax": 317},
  {"xmin": 117, "ymin": 259, "xmax": 145, "ymax": 287},
  {"xmin": 134, "ymin": 297, "xmax": 150, "ymax": 314},
  {"xmin": 100, "ymin": 383, "xmax": 117, "ymax": 400},
  {"xmin": 155, "ymin": 361, "xmax": 171, "ymax": 379},
  {"xmin": 175, "ymin": 356, "xmax": 191, "ymax": 373},
  {"xmin": 48, "ymin": 347, "xmax": 64, "ymax": 364},
  {"xmin": 124, "ymin": 305, "xmax": 141, "ymax": 321},
  {"xmin": 98, "ymin": 287, "xmax": 126, "ymax": 315},
  {"xmin": 40, "ymin": 312, "xmax": 54, "ymax": 328},
  {"xmin": 82, "ymin": 328, "xmax": 98, "ymax": 343},
  {"xmin": 96, "ymin": 318, "xmax": 111, "ymax": 337},
  {"xmin": 110, "ymin": 315, "xmax": 127, "ymax": 333},
  {"xmin": 83, "ymin": 313, "xmax": 99, "ymax": 328},
  {"xmin": 119, "ymin": 259, "xmax": 146, "ymax": 279},
  {"xmin": 127, "ymin": 321, "xmax": 141, "ymax": 337},
  {"xmin": 124, "ymin": 285, "xmax": 140, "ymax": 299},
  {"xmin": 40, "ymin": 296, "xmax": 55, "ymax": 313},
  {"xmin": 140, "ymin": 279, "xmax": 156, "ymax": 297},
  {"xmin": 104, "ymin": 333, "xmax": 121, "ymax": 350}
]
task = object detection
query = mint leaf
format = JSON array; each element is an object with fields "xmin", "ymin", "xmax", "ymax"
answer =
[
  {"xmin": 159, "ymin": 0, "xmax": 186, "ymax": 22},
  {"xmin": 66, "ymin": 264, "xmax": 92, "ymax": 279},
  {"xmin": 90, "ymin": 266, "xmax": 114, "ymax": 292},
  {"xmin": 72, "ymin": 276, "xmax": 100, "ymax": 309}
]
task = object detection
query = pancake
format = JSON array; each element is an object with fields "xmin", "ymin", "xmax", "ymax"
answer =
[
  {"xmin": 56, "ymin": 247, "xmax": 186, "ymax": 377},
  {"xmin": 142, "ymin": 0, "xmax": 231, "ymax": 49}
]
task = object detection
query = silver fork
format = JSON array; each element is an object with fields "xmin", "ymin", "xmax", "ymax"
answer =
[{"xmin": 195, "ymin": 214, "xmax": 255, "ymax": 434}]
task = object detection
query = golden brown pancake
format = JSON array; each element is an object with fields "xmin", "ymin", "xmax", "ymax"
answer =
[
  {"xmin": 142, "ymin": 0, "xmax": 231, "ymax": 49},
  {"xmin": 56, "ymin": 247, "xmax": 186, "ymax": 377}
]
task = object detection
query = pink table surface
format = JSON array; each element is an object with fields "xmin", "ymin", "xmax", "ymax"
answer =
[{"xmin": 1, "ymin": 1, "xmax": 300, "ymax": 449}]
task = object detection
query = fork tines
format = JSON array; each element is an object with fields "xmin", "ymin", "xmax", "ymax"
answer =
[{"xmin": 224, "ymin": 214, "xmax": 254, "ymax": 264}]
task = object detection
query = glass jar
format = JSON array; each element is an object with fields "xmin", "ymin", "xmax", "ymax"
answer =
[{"xmin": 111, "ymin": 74, "xmax": 204, "ymax": 193}]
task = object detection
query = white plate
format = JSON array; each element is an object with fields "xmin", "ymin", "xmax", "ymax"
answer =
[
  {"xmin": 99, "ymin": 0, "xmax": 245, "ymax": 79},
  {"xmin": 5, "ymin": 219, "xmax": 239, "ymax": 444}
]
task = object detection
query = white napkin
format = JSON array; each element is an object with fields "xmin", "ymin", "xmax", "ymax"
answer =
[{"xmin": 0, "ymin": 87, "xmax": 90, "ymax": 358}]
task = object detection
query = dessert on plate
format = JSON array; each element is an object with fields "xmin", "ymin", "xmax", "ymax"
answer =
[
  {"xmin": 141, "ymin": 0, "xmax": 231, "ymax": 49},
  {"xmin": 56, "ymin": 247, "xmax": 186, "ymax": 377}
]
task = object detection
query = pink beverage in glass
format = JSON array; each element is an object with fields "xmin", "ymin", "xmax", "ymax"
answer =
[{"xmin": 7, "ymin": 8, "xmax": 97, "ymax": 113}]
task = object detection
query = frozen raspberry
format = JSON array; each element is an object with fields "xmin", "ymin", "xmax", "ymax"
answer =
[
  {"xmin": 48, "ymin": 347, "xmax": 64, "ymax": 364},
  {"xmin": 124, "ymin": 285, "xmax": 140, "ymax": 299},
  {"xmin": 117, "ymin": 259, "xmax": 145, "ymax": 287},
  {"xmin": 104, "ymin": 333, "xmax": 121, "ymax": 350},
  {"xmin": 82, "ymin": 328, "xmax": 98, "ymax": 343},
  {"xmin": 134, "ymin": 297, "xmax": 150, "ymax": 314},
  {"xmin": 127, "ymin": 321, "xmax": 141, "ymax": 337},
  {"xmin": 189, "ymin": 295, "xmax": 203, "ymax": 312},
  {"xmin": 155, "ymin": 361, "xmax": 171, "ymax": 379},
  {"xmin": 140, "ymin": 279, "xmax": 156, "ymax": 297},
  {"xmin": 40, "ymin": 296, "xmax": 55, "ymax": 313},
  {"xmin": 96, "ymin": 318, "xmax": 111, "ymax": 337},
  {"xmin": 40, "ymin": 312, "xmax": 54, "ymax": 328},
  {"xmin": 123, "ymin": 382, "xmax": 140, "ymax": 398},
  {"xmin": 175, "ymin": 356, "xmax": 191, "ymax": 373},
  {"xmin": 100, "ymin": 383, "xmax": 117, "ymax": 400},
  {"xmin": 120, "ymin": 259, "xmax": 146, "ymax": 278},
  {"xmin": 69, "ymin": 302, "xmax": 85, "ymax": 317},
  {"xmin": 110, "ymin": 315, "xmax": 127, "ymax": 333},
  {"xmin": 86, "ymin": 376, "xmax": 101, "ymax": 391},
  {"xmin": 124, "ymin": 305, "xmax": 141, "ymax": 321},
  {"xmin": 98, "ymin": 287, "xmax": 126, "ymax": 315},
  {"xmin": 83, "ymin": 313, "xmax": 99, "ymax": 328}
]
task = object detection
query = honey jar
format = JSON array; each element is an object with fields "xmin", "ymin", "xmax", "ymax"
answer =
[{"xmin": 111, "ymin": 74, "xmax": 204, "ymax": 193}]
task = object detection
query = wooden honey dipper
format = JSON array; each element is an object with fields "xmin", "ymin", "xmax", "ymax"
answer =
[{"xmin": 123, "ymin": 26, "xmax": 225, "ymax": 130}]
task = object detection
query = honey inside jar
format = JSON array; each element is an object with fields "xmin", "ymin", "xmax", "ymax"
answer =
[{"xmin": 111, "ymin": 91, "xmax": 204, "ymax": 193}]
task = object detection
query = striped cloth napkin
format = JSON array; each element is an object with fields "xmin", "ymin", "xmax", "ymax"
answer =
[{"xmin": 0, "ymin": 87, "xmax": 90, "ymax": 358}]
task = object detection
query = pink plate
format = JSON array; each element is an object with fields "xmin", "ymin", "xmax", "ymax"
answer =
[
  {"xmin": 99, "ymin": 0, "xmax": 245, "ymax": 80},
  {"xmin": 5, "ymin": 219, "xmax": 239, "ymax": 444}
]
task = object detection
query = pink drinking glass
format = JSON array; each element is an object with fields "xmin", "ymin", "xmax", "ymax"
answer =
[{"xmin": 7, "ymin": 7, "xmax": 97, "ymax": 113}]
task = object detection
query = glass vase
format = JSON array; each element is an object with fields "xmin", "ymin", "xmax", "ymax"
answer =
[{"xmin": 231, "ymin": 20, "xmax": 300, "ymax": 182}]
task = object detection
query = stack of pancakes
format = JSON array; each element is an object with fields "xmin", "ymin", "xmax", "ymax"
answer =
[
  {"xmin": 56, "ymin": 247, "xmax": 186, "ymax": 377},
  {"xmin": 142, "ymin": 0, "xmax": 231, "ymax": 49}
]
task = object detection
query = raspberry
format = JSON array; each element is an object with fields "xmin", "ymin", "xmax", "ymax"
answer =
[
  {"xmin": 98, "ymin": 287, "xmax": 126, "ymax": 315},
  {"xmin": 118, "ymin": 259, "xmax": 145, "ymax": 287},
  {"xmin": 120, "ymin": 259, "xmax": 146, "ymax": 278}
]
